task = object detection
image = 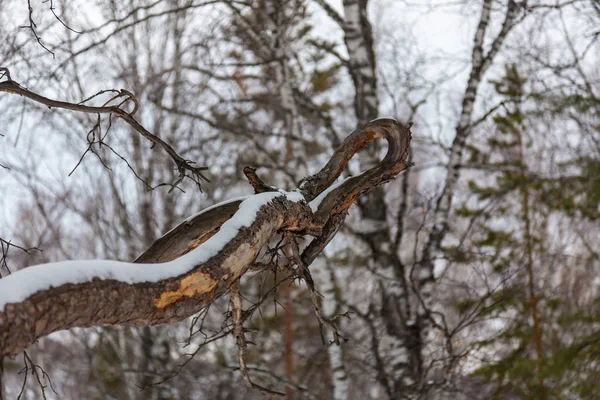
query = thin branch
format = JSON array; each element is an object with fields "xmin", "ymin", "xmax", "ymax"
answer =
[
  {"xmin": 0, "ymin": 69, "xmax": 208, "ymax": 190},
  {"xmin": 230, "ymin": 280, "xmax": 285, "ymax": 396},
  {"xmin": 0, "ymin": 239, "xmax": 42, "ymax": 277},
  {"xmin": 289, "ymin": 234, "xmax": 348, "ymax": 346},
  {"xmin": 227, "ymin": 364, "xmax": 319, "ymax": 399},
  {"xmin": 20, "ymin": 0, "xmax": 54, "ymax": 57},
  {"xmin": 17, "ymin": 351, "xmax": 57, "ymax": 400},
  {"xmin": 313, "ymin": 0, "xmax": 345, "ymax": 27},
  {"xmin": 47, "ymin": 0, "xmax": 82, "ymax": 34},
  {"xmin": 230, "ymin": 280, "xmax": 253, "ymax": 391}
]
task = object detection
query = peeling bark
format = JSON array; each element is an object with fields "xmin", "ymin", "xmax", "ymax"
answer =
[{"xmin": 0, "ymin": 118, "xmax": 411, "ymax": 358}]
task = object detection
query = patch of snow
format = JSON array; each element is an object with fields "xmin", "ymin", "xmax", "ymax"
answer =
[
  {"xmin": 369, "ymin": 117, "xmax": 397, "ymax": 123},
  {"xmin": 308, "ymin": 177, "xmax": 347, "ymax": 212},
  {"xmin": 0, "ymin": 191, "xmax": 304, "ymax": 312},
  {"xmin": 281, "ymin": 189, "xmax": 305, "ymax": 203},
  {"xmin": 433, "ymin": 259, "xmax": 447, "ymax": 278}
]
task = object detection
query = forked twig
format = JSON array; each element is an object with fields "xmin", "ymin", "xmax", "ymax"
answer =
[
  {"xmin": 288, "ymin": 234, "xmax": 348, "ymax": 346},
  {"xmin": 230, "ymin": 280, "xmax": 285, "ymax": 397}
]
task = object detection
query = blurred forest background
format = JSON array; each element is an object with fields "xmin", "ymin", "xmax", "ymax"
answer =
[{"xmin": 0, "ymin": 0, "xmax": 598, "ymax": 398}]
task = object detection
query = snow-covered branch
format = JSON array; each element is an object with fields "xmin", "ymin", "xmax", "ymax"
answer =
[{"xmin": 0, "ymin": 118, "xmax": 411, "ymax": 357}]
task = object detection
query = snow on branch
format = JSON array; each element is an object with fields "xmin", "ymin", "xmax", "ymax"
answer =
[{"xmin": 0, "ymin": 118, "xmax": 411, "ymax": 357}]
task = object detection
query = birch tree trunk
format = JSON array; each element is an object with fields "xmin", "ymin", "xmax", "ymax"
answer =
[
  {"xmin": 313, "ymin": 0, "xmax": 419, "ymax": 393},
  {"xmin": 320, "ymin": 260, "xmax": 350, "ymax": 399},
  {"xmin": 340, "ymin": 0, "xmax": 420, "ymax": 393},
  {"xmin": 342, "ymin": 0, "xmax": 378, "ymax": 124},
  {"xmin": 419, "ymin": 0, "xmax": 521, "ymax": 285},
  {"xmin": 314, "ymin": 0, "xmax": 391, "ymax": 395},
  {"xmin": 316, "ymin": 0, "xmax": 523, "ymax": 395}
]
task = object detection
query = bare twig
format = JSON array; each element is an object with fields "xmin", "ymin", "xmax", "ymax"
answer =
[
  {"xmin": 0, "ymin": 239, "xmax": 41, "ymax": 277},
  {"xmin": 17, "ymin": 351, "xmax": 57, "ymax": 400},
  {"xmin": 138, "ymin": 331, "xmax": 231, "ymax": 391},
  {"xmin": 0, "ymin": 70, "xmax": 209, "ymax": 190},
  {"xmin": 20, "ymin": 0, "xmax": 54, "ymax": 57},
  {"xmin": 230, "ymin": 280, "xmax": 253, "ymax": 391},
  {"xmin": 227, "ymin": 364, "xmax": 319, "ymax": 399},
  {"xmin": 46, "ymin": 0, "xmax": 82, "ymax": 34},
  {"xmin": 20, "ymin": 0, "xmax": 82, "ymax": 57},
  {"xmin": 230, "ymin": 280, "xmax": 286, "ymax": 396},
  {"xmin": 289, "ymin": 234, "xmax": 348, "ymax": 346}
]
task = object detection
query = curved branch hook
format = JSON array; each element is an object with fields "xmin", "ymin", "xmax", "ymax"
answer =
[{"xmin": 300, "ymin": 118, "xmax": 411, "ymax": 212}]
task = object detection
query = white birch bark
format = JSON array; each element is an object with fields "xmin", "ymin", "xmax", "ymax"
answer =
[
  {"xmin": 275, "ymin": 56, "xmax": 302, "ymax": 142},
  {"xmin": 420, "ymin": 0, "xmax": 520, "ymax": 284},
  {"xmin": 340, "ymin": 0, "xmax": 424, "ymax": 391},
  {"xmin": 320, "ymin": 261, "xmax": 350, "ymax": 400},
  {"xmin": 338, "ymin": 0, "xmax": 389, "ymax": 272},
  {"xmin": 334, "ymin": 0, "xmax": 420, "ymax": 393},
  {"xmin": 342, "ymin": 0, "xmax": 378, "ymax": 124},
  {"xmin": 318, "ymin": 0, "xmax": 522, "ymax": 395}
]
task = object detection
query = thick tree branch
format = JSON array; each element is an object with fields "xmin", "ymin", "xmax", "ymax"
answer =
[{"xmin": 0, "ymin": 118, "xmax": 411, "ymax": 358}]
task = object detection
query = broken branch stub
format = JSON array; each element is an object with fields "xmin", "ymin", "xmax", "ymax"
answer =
[{"xmin": 0, "ymin": 118, "xmax": 411, "ymax": 357}]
